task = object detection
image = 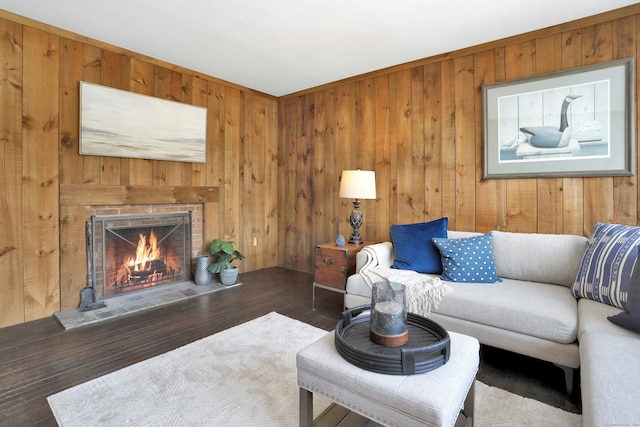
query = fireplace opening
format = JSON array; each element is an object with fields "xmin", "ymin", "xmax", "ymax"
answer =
[{"xmin": 91, "ymin": 212, "xmax": 192, "ymax": 298}]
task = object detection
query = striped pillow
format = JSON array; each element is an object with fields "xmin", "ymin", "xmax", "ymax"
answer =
[{"xmin": 572, "ymin": 222, "xmax": 640, "ymax": 309}]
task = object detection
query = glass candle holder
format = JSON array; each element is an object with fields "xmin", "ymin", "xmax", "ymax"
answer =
[{"xmin": 369, "ymin": 281, "xmax": 408, "ymax": 347}]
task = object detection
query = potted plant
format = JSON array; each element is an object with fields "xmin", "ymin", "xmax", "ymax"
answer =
[{"xmin": 208, "ymin": 239, "xmax": 245, "ymax": 285}]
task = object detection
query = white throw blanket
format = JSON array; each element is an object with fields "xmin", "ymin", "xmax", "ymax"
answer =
[{"xmin": 359, "ymin": 246, "xmax": 451, "ymax": 316}]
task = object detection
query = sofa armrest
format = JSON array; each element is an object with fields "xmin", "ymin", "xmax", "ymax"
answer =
[{"xmin": 355, "ymin": 242, "xmax": 394, "ymax": 272}]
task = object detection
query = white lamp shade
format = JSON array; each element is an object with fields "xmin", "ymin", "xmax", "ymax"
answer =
[{"xmin": 339, "ymin": 170, "xmax": 376, "ymax": 199}]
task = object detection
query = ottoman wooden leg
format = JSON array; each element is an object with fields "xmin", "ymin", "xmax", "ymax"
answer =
[
  {"xmin": 299, "ymin": 387, "xmax": 313, "ymax": 427},
  {"xmin": 463, "ymin": 380, "xmax": 475, "ymax": 426}
]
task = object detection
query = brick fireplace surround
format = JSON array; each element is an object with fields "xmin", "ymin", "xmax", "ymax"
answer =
[
  {"xmin": 53, "ymin": 203, "xmax": 219, "ymax": 329},
  {"xmin": 85, "ymin": 203, "xmax": 204, "ymax": 289},
  {"xmin": 86, "ymin": 204, "xmax": 203, "ymax": 254}
]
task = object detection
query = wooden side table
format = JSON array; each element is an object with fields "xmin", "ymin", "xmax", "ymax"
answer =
[{"xmin": 313, "ymin": 242, "xmax": 372, "ymax": 310}]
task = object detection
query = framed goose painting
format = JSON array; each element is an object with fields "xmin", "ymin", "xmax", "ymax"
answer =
[{"xmin": 482, "ymin": 58, "xmax": 635, "ymax": 179}]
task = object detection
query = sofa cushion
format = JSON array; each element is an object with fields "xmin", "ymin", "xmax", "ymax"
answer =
[
  {"xmin": 491, "ymin": 230, "xmax": 588, "ymax": 287},
  {"xmin": 433, "ymin": 278, "xmax": 578, "ymax": 343},
  {"xmin": 572, "ymin": 222, "xmax": 640, "ymax": 309},
  {"xmin": 579, "ymin": 331, "xmax": 640, "ymax": 427},
  {"xmin": 432, "ymin": 233, "xmax": 500, "ymax": 283},
  {"xmin": 577, "ymin": 298, "xmax": 634, "ymax": 341},
  {"xmin": 390, "ymin": 218, "xmax": 448, "ymax": 274},
  {"xmin": 608, "ymin": 253, "xmax": 640, "ymax": 333}
]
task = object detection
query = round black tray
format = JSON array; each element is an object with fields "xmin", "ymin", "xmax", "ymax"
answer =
[{"xmin": 335, "ymin": 305, "xmax": 450, "ymax": 375}]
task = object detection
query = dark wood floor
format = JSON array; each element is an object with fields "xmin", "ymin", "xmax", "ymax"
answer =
[{"xmin": 0, "ymin": 267, "xmax": 580, "ymax": 426}]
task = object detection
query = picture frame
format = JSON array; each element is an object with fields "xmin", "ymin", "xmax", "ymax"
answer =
[
  {"xmin": 80, "ymin": 82, "xmax": 208, "ymax": 163},
  {"xmin": 482, "ymin": 58, "xmax": 635, "ymax": 179}
]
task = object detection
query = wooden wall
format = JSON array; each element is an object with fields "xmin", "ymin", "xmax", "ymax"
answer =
[
  {"xmin": 278, "ymin": 5, "xmax": 640, "ymax": 273},
  {"xmin": 2, "ymin": 5, "xmax": 639, "ymax": 328},
  {"xmin": 0, "ymin": 12, "xmax": 279, "ymax": 328}
]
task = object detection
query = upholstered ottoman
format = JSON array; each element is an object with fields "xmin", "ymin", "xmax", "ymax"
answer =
[{"xmin": 296, "ymin": 330, "xmax": 479, "ymax": 427}]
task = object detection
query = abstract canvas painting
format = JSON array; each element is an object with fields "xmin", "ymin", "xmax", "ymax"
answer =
[{"xmin": 80, "ymin": 82, "xmax": 207, "ymax": 163}]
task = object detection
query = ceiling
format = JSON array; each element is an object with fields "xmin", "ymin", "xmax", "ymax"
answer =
[{"xmin": 1, "ymin": 1, "xmax": 637, "ymax": 96}]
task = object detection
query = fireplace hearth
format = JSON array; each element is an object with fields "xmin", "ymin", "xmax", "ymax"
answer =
[{"xmin": 90, "ymin": 212, "xmax": 192, "ymax": 299}]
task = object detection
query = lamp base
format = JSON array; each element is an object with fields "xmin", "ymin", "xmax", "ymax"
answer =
[
  {"xmin": 348, "ymin": 199, "xmax": 365, "ymax": 245},
  {"xmin": 348, "ymin": 237, "xmax": 364, "ymax": 245}
]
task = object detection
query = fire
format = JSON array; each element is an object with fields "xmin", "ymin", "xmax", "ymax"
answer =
[
  {"xmin": 129, "ymin": 230, "xmax": 161, "ymax": 271},
  {"xmin": 112, "ymin": 228, "xmax": 182, "ymax": 288}
]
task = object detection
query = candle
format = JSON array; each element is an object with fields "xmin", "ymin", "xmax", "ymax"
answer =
[
  {"xmin": 371, "ymin": 301, "xmax": 406, "ymax": 335},
  {"xmin": 370, "ymin": 281, "xmax": 408, "ymax": 346}
]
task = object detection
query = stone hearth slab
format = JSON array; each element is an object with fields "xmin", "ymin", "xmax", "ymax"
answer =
[{"xmin": 53, "ymin": 280, "xmax": 242, "ymax": 330}]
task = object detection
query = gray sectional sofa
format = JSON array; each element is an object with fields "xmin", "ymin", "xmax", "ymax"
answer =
[{"xmin": 344, "ymin": 228, "xmax": 640, "ymax": 426}]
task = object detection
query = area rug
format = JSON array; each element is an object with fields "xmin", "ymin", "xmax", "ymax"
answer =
[
  {"xmin": 474, "ymin": 381, "xmax": 580, "ymax": 427},
  {"xmin": 48, "ymin": 312, "xmax": 581, "ymax": 426},
  {"xmin": 48, "ymin": 312, "xmax": 331, "ymax": 426}
]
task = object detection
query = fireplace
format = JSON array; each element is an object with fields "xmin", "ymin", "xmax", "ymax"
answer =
[{"xmin": 90, "ymin": 212, "xmax": 192, "ymax": 298}]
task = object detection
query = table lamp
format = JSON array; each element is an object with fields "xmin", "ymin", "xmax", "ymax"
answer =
[{"xmin": 339, "ymin": 169, "xmax": 376, "ymax": 245}]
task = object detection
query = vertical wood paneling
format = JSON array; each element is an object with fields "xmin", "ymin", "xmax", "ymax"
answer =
[
  {"xmin": 224, "ymin": 87, "xmax": 242, "ymax": 241},
  {"xmin": 335, "ymin": 83, "xmax": 357, "ymax": 243},
  {"xmin": 310, "ymin": 91, "xmax": 329, "ymax": 247},
  {"xmin": 59, "ymin": 38, "xmax": 83, "ymax": 186},
  {"xmin": 191, "ymin": 77, "xmax": 208, "ymax": 188},
  {"xmin": 505, "ymin": 41, "xmax": 537, "ymax": 233},
  {"xmin": 474, "ymin": 50, "xmax": 498, "ymax": 233},
  {"xmin": 356, "ymin": 78, "xmax": 377, "ymax": 240},
  {"xmin": 410, "ymin": 67, "xmax": 426, "ymax": 223},
  {"xmin": 612, "ymin": 16, "xmax": 638, "ymax": 226},
  {"xmin": 99, "ymin": 49, "xmax": 123, "ymax": 186},
  {"xmin": 59, "ymin": 206, "xmax": 85, "ymax": 310},
  {"xmin": 583, "ymin": 23, "xmax": 615, "ymax": 231},
  {"xmin": 0, "ymin": 18, "xmax": 24, "ymax": 327},
  {"xmin": 492, "ymin": 48, "xmax": 509, "ymax": 231},
  {"xmin": 2, "ymin": 7, "xmax": 640, "ymax": 326},
  {"xmin": 535, "ymin": 34, "xmax": 564, "ymax": 234},
  {"xmin": 423, "ymin": 62, "xmax": 443, "ymax": 220},
  {"xmin": 560, "ymin": 29, "xmax": 586, "ymax": 235},
  {"xmin": 283, "ymin": 96, "xmax": 304, "ymax": 269},
  {"xmin": 119, "ymin": 56, "xmax": 132, "ymax": 185},
  {"xmin": 453, "ymin": 55, "xmax": 477, "ymax": 231},
  {"xmin": 264, "ymin": 97, "xmax": 279, "ymax": 267},
  {"xmin": 22, "ymin": 27, "xmax": 60, "ymax": 320},
  {"xmin": 58, "ymin": 37, "xmax": 85, "ymax": 310},
  {"xmin": 297, "ymin": 92, "xmax": 312, "ymax": 271},
  {"xmin": 394, "ymin": 70, "xmax": 413, "ymax": 224},
  {"xmin": 280, "ymin": 5, "xmax": 640, "ymax": 272},
  {"xmin": 0, "ymin": 12, "xmax": 280, "ymax": 327},
  {"xmin": 374, "ymin": 75, "xmax": 391, "ymax": 240},
  {"xmin": 204, "ymin": 82, "xmax": 225, "ymax": 252},
  {"xmin": 82, "ymin": 45, "xmax": 101, "ymax": 185},
  {"xmin": 440, "ymin": 59, "xmax": 458, "ymax": 229},
  {"xmin": 250, "ymin": 96, "xmax": 269, "ymax": 270}
]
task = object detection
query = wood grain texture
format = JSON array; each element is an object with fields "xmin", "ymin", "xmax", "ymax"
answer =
[
  {"xmin": 2, "ymin": 7, "xmax": 640, "ymax": 326},
  {"xmin": 0, "ymin": 14, "xmax": 278, "ymax": 326},
  {"xmin": 59, "ymin": 184, "xmax": 219, "ymax": 205},
  {"xmin": 59, "ymin": 206, "xmax": 86, "ymax": 310},
  {"xmin": 279, "ymin": 9, "xmax": 640, "ymax": 271},
  {"xmin": 0, "ymin": 18, "xmax": 25, "ymax": 327},
  {"xmin": 22, "ymin": 26, "xmax": 60, "ymax": 321}
]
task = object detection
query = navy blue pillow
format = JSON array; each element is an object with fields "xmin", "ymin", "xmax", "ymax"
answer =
[
  {"xmin": 390, "ymin": 218, "xmax": 448, "ymax": 274},
  {"xmin": 608, "ymin": 248, "xmax": 640, "ymax": 334}
]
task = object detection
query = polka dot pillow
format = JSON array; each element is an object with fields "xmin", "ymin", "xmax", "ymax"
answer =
[{"xmin": 432, "ymin": 233, "xmax": 501, "ymax": 283}]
